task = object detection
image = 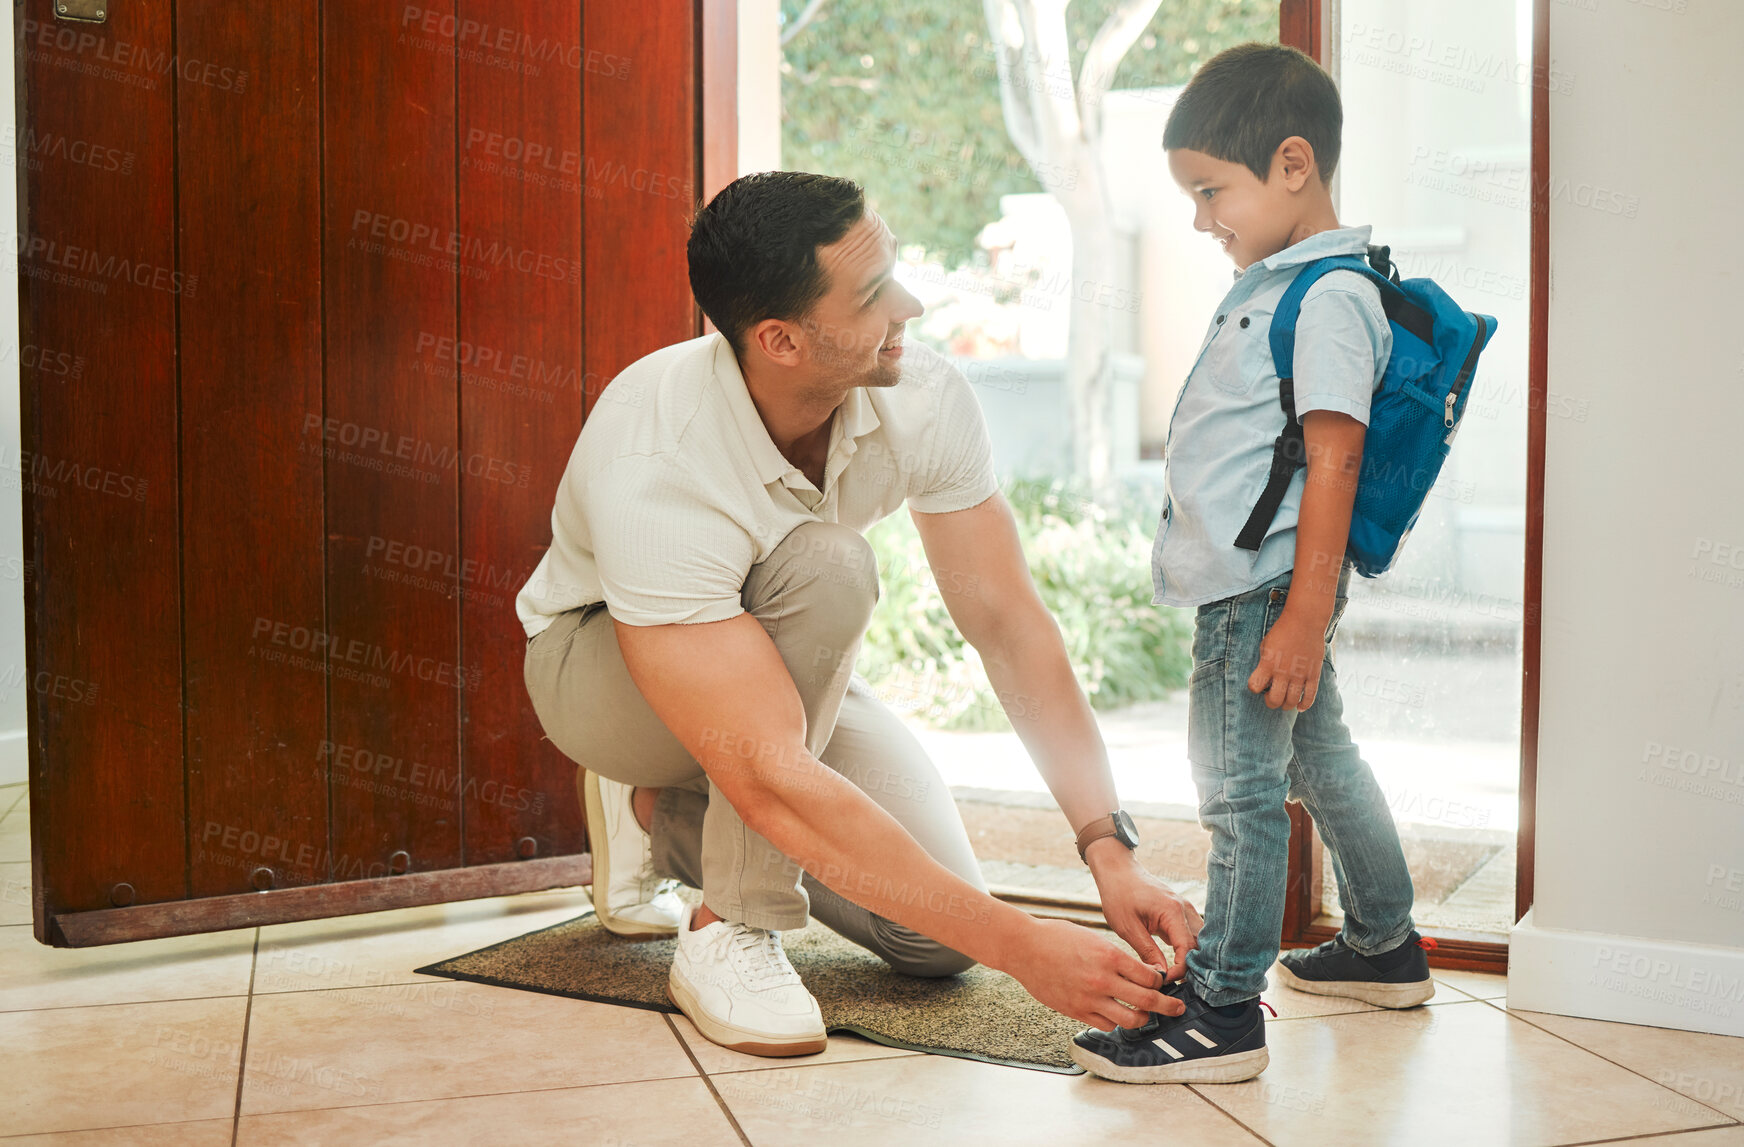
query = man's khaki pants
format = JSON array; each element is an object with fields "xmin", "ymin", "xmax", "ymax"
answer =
[{"xmin": 523, "ymin": 520, "xmax": 987, "ymax": 977}]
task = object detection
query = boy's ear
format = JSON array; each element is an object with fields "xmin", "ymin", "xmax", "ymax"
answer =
[{"xmin": 1274, "ymin": 135, "xmax": 1318, "ymax": 192}]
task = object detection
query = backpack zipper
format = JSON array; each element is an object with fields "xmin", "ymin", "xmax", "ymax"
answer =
[{"xmin": 1443, "ymin": 313, "xmax": 1490, "ymax": 429}]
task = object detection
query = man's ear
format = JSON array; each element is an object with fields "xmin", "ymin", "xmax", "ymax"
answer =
[
  {"xmin": 1274, "ymin": 136, "xmax": 1318, "ymax": 192},
  {"xmin": 749, "ymin": 317, "xmax": 802, "ymax": 367}
]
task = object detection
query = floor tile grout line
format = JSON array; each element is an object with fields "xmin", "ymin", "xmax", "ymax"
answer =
[
  {"xmin": 1547, "ymin": 1121, "xmax": 1744, "ymax": 1146},
  {"xmin": 690, "ymin": 1051, "xmax": 928, "ymax": 1077},
  {"xmin": 0, "ymin": 1075, "xmax": 722, "ymax": 1140},
  {"xmin": 1488, "ymin": 998, "xmax": 1744, "ymax": 1127},
  {"xmin": 1183, "ymin": 1080, "xmax": 1277, "ymax": 1147},
  {"xmin": 225, "ymin": 1073, "xmax": 711, "ymax": 1124},
  {"xmin": 0, "ymin": 991, "xmax": 255, "ymax": 1015},
  {"xmin": 663, "ymin": 1013, "xmax": 755, "ymax": 1147},
  {"xmin": 0, "ymin": 1114, "xmax": 240, "ymax": 1141},
  {"xmin": 231, "ymin": 928, "xmax": 261, "ymax": 1145}
]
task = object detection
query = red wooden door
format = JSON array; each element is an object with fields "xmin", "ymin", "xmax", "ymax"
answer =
[{"xmin": 18, "ymin": 0, "xmax": 731, "ymax": 946}]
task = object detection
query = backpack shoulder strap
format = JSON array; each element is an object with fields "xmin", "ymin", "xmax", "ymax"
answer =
[
  {"xmin": 1268, "ymin": 254, "xmax": 1391, "ymax": 385},
  {"xmin": 1233, "ymin": 254, "xmax": 1388, "ymax": 554}
]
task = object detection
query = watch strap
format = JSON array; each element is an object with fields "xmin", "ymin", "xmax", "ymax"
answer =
[{"xmin": 1074, "ymin": 815, "xmax": 1119, "ymax": 863}]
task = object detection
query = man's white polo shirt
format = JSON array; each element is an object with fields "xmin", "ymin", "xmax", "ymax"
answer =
[{"xmin": 515, "ymin": 332, "xmax": 1000, "ymax": 638}]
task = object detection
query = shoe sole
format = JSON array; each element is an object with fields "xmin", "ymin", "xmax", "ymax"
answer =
[
  {"xmin": 1069, "ymin": 1041, "xmax": 1269, "ymax": 1084},
  {"xmin": 666, "ymin": 977, "xmax": 827, "ymax": 1058},
  {"xmin": 581, "ymin": 768, "xmax": 678, "ymax": 940},
  {"xmin": 1274, "ymin": 963, "xmax": 1435, "ymax": 1008}
]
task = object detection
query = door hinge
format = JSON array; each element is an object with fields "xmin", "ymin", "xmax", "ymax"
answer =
[{"xmin": 55, "ymin": 0, "xmax": 108, "ymax": 24}]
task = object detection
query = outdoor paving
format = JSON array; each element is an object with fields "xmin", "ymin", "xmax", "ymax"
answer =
[{"xmin": 911, "ymin": 644, "xmax": 1523, "ymax": 936}]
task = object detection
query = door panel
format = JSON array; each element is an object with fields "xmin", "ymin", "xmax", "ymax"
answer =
[
  {"xmin": 180, "ymin": 0, "xmax": 326, "ymax": 900},
  {"xmin": 21, "ymin": 0, "xmax": 729, "ymax": 945},
  {"xmin": 322, "ymin": 0, "xmax": 464, "ymax": 885},
  {"xmin": 457, "ymin": 0, "xmax": 587, "ymax": 867},
  {"xmin": 20, "ymin": 0, "xmax": 186, "ymax": 920}
]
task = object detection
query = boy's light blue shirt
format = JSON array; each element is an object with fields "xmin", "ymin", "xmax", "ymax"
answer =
[{"xmin": 1151, "ymin": 225, "xmax": 1392, "ymax": 609}]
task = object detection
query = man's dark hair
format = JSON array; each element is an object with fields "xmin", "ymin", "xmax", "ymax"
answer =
[
  {"xmin": 1162, "ymin": 43, "xmax": 1342, "ymax": 184},
  {"xmin": 687, "ymin": 171, "xmax": 866, "ymax": 353}
]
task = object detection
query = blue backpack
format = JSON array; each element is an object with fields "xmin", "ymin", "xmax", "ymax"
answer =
[{"xmin": 1233, "ymin": 244, "xmax": 1498, "ymax": 578}]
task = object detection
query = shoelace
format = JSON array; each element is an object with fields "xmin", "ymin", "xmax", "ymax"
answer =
[{"xmin": 720, "ymin": 924, "xmax": 796, "ymax": 987}]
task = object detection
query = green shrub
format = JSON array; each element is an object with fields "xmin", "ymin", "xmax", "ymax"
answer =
[{"xmin": 859, "ymin": 476, "xmax": 1194, "ymax": 731}]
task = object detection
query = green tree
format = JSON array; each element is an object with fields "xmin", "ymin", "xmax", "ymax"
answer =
[{"xmin": 780, "ymin": 0, "xmax": 1277, "ymax": 266}]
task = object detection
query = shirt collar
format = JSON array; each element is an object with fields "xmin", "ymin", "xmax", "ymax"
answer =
[
  {"xmin": 710, "ymin": 333, "xmax": 885, "ymax": 489},
  {"xmin": 1236, "ymin": 224, "xmax": 1373, "ymax": 279}
]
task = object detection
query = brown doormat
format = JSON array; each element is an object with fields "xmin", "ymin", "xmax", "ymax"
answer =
[{"xmin": 414, "ymin": 906, "xmax": 1090, "ymax": 1074}]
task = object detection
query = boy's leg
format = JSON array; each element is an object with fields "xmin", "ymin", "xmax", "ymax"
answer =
[
  {"xmin": 1283, "ymin": 561, "xmax": 1417, "ymax": 955},
  {"xmin": 1184, "ymin": 569, "xmax": 1304, "ymax": 1007}
]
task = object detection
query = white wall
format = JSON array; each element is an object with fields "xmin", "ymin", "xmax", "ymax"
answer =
[{"xmin": 1509, "ymin": 0, "xmax": 1744, "ymax": 1037}]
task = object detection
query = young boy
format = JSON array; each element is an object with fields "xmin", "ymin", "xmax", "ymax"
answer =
[{"xmin": 1071, "ymin": 42, "xmax": 1434, "ymax": 1085}]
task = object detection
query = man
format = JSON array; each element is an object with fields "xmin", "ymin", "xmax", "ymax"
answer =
[{"xmin": 518, "ymin": 171, "xmax": 1202, "ymax": 1058}]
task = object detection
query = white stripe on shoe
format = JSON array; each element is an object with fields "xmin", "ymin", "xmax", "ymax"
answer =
[
  {"xmin": 1185, "ymin": 1028, "xmax": 1220, "ymax": 1049},
  {"xmin": 1150, "ymin": 1037, "xmax": 1186, "ymax": 1060}
]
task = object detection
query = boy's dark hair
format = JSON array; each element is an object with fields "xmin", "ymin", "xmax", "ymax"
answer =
[
  {"xmin": 1163, "ymin": 43, "xmax": 1342, "ymax": 184},
  {"xmin": 687, "ymin": 171, "xmax": 866, "ymax": 353}
]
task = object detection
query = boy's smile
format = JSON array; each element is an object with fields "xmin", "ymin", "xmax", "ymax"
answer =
[{"xmin": 1166, "ymin": 142, "xmax": 1334, "ymax": 270}]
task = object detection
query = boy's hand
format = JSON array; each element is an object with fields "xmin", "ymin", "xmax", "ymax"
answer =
[{"xmin": 1248, "ymin": 606, "xmax": 1326, "ymax": 710}]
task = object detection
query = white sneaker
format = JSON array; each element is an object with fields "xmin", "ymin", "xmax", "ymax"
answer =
[
  {"xmin": 667, "ymin": 904, "xmax": 827, "ymax": 1056},
  {"xmin": 582, "ymin": 768, "xmax": 684, "ymax": 938}
]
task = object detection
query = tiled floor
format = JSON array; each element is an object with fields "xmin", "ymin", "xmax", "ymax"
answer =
[{"xmin": 4, "ymin": 781, "xmax": 1742, "ymax": 1146}]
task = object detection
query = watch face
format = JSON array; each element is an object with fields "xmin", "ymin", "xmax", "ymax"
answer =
[{"xmin": 1113, "ymin": 809, "xmax": 1139, "ymax": 848}]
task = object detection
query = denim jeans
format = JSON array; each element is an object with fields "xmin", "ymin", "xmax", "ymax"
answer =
[{"xmin": 1184, "ymin": 559, "xmax": 1418, "ymax": 1006}]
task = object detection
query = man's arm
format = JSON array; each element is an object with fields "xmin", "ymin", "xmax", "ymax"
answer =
[
  {"xmin": 1248, "ymin": 409, "xmax": 1365, "ymax": 710},
  {"xmin": 908, "ymin": 492, "xmax": 1203, "ymax": 977},
  {"xmin": 613, "ymin": 611, "xmax": 1180, "ymax": 1030}
]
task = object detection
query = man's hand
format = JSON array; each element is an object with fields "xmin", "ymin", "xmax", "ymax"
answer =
[
  {"xmin": 1248, "ymin": 606, "xmax": 1327, "ymax": 711},
  {"xmin": 1005, "ymin": 917, "xmax": 1186, "ymax": 1030},
  {"xmin": 1087, "ymin": 840, "xmax": 1203, "ymax": 981}
]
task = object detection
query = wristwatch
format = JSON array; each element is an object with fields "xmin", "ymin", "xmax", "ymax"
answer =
[{"xmin": 1075, "ymin": 809, "xmax": 1139, "ymax": 863}]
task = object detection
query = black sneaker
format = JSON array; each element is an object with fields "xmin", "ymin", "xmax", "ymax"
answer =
[
  {"xmin": 1069, "ymin": 980, "xmax": 1271, "ymax": 1084},
  {"xmin": 1275, "ymin": 929, "xmax": 1437, "ymax": 1008}
]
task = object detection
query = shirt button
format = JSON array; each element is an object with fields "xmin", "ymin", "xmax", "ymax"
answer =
[
  {"xmin": 1240, "ymin": 316, "xmax": 1251, "ymax": 328},
  {"xmin": 1216, "ymin": 314, "xmax": 1226, "ymax": 324}
]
